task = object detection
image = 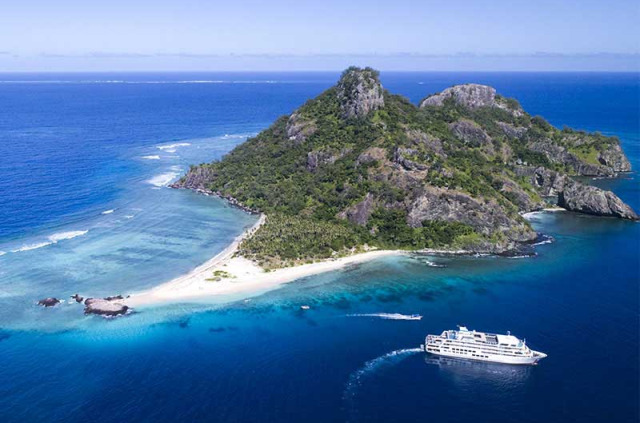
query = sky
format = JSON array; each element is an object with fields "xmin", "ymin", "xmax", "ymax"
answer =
[{"xmin": 1, "ymin": 0, "xmax": 638, "ymax": 71}]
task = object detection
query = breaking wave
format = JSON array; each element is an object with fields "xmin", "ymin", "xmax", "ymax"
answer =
[
  {"xmin": 9, "ymin": 230, "xmax": 88, "ymax": 253},
  {"xmin": 101, "ymin": 209, "xmax": 115, "ymax": 215},
  {"xmin": 141, "ymin": 155, "xmax": 160, "ymax": 160},
  {"xmin": 156, "ymin": 142, "xmax": 191, "ymax": 153},
  {"xmin": 147, "ymin": 172, "xmax": 180, "ymax": 187},
  {"xmin": 47, "ymin": 230, "xmax": 89, "ymax": 242}
]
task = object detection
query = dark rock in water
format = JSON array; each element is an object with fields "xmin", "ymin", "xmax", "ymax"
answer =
[
  {"xmin": 84, "ymin": 297, "xmax": 130, "ymax": 317},
  {"xmin": 558, "ymin": 180, "xmax": 639, "ymax": 220},
  {"xmin": 209, "ymin": 327, "xmax": 226, "ymax": 333},
  {"xmin": 38, "ymin": 297, "xmax": 60, "ymax": 307},
  {"xmin": 179, "ymin": 319, "xmax": 190, "ymax": 328},
  {"xmin": 70, "ymin": 294, "xmax": 84, "ymax": 303},
  {"xmin": 104, "ymin": 295, "xmax": 124, "ymax": 301},
  {"xmin": 0, "ymin": 331, "xmax": 10, "ymax": 342}
]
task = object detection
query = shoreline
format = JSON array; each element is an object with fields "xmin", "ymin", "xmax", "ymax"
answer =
[
  {"xmin": 125, "ymin": 214, "xmax": 403, "ymax": 307},
  {"xmin": 125, "ymin": 207, "xmax": 567, "ymax": 308}
]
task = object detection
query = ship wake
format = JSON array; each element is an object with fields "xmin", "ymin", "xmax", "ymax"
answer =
[{"xmin": 343, "ymin": 347, "xmax": 423, "ymax": 413}]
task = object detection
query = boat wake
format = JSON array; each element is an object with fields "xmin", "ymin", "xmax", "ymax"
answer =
[
  {"xmin": 347, "ymin": 313, "xmax": 422, "ymax": 320},
  {"xmin": 343, "ymin": 347, "xmax": 423, "ymax": 410}
]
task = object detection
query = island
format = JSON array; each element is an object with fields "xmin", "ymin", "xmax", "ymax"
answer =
[{"xmin": 123, "ymin": 67, "xmax": 637, "ymax": 307}]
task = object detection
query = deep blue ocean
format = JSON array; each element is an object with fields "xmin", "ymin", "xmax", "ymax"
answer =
[{"xmin": 0, "ymin": 72, "xmax": 638, "ymax": 422}]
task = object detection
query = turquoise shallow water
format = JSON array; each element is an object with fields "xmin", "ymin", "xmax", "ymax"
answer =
[{"xmin": 0, "ymin": 72, "xmax": 638, "ymax": 422}]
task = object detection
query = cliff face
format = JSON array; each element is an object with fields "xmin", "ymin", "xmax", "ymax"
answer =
[
  {"xmin": 175, "ymin": 67, "xmax": 637, "ymax": 258},
  {"xmin": 336, "ymin": 66, "xmax": 384, "ymax": 119}
]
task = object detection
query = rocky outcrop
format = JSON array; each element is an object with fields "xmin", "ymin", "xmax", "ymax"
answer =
[
  {"xmin": 528, "ymin": 140, "xmax": 615, "ymax": 176},
  {"xmin": 339, "ymin": 193, "xmax": 376, "ymax": 225},
  {"xmin": 286, "ymin": 112, "xmax": 317, "ymax": 144},
  {"xmin": 394, "ymin": 148, "xmax": 429, "ymax": 171},
  {"xmin": 421, "ymin": 84, "xmax": 497, "ymax": 109},
  {"xmin": 357, "ymin": 147, "xmax": 387, "ymax": 165},
  {"xmin": 407, "ymin": 187, "xmax": 537, "ymax": 248},
  {"xmin": 420, "ymin": 84, "xmax": 523, "ymax": 116},
  {"xmin": 406, "ymin": 130, "xmax": 447, "ymax": 158},
  {"xmin": 516, "ymin": 166, "xmax": 637, "ymax": 219},
  {"xmin": 496, "ymin": 177, "xmax": 546, "ymax": 212},
  {"xmin": 558, "ymin": 181, "xmax": 638, "ymax": 220},
  {"xmin": 516, "ymin": 166, "xmax": 568, "ymax": 196},
  {"xmin": 307, "ymin": 148, "xmax": 351, "ymax": 171},
  {"xmin": 71, "ymin": 294, "xmax": 84, "ymax": 303},
  {"xmin": 84, "ymin": 297, "xmax": 130, "ymax": 317},
  {"xmin": 171, "ymin": 165, "xmax": 216, "ymax": 190},
  {"xmin": 449, "ymin": 120, "xmax": 492, "ymax": 147},
  {"xmin": 38, "ymin": 297, "xmax": 60, "ymax": 307},
  {"xmin": 337, "ymin": 67, "xmax": 384, "ymax": 119},
  {"xmin": 498, "ymin": 122, "xmax": 527, "ymax": 139},
  {"xmin": 597, "ymin": 143, "xmax": 631, "ymax": 172}
]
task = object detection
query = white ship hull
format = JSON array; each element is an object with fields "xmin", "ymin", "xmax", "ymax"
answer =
[
  {"xmin": 424, "ymin": 327, "xmax": 547, "ymax": 366},
  {"xmin": 424, "ymin": 346, "xmax": 546, "ymax": 365}
]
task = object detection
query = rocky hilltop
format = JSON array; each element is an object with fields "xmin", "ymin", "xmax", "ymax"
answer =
[{"xmin": 173, "ymin": 67, "xmax": 636, "ymax": 267}]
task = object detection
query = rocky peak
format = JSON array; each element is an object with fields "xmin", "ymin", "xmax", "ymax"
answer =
[
  {"xmin": 420, "ymin": 83, "xmax": 523, "ymax": 116},
  {"xmin": 421, "ymin": 84, "xmax": 497, "ymax": 109},
  {"xmin": 337, "ymin": 66, "xmax": 385, "ymax": 119}
]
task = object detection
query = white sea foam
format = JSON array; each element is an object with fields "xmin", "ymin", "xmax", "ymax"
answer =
[
  {"xmin": 346, "ymin": 313, "xmax": 422, "ymax": 320},
  {"xmin": 532, "ymin": 238, "xmax": 553, "ymax": 246},
  {"xmin": 11, "ymin": 241, "xmax": 53, "ymax": 253},
  {"xmin": 10, "ymin": 230, "xmax": 89, "ymax": 254},
  {"xmin": 47, "ymin": 230, "xmax": 89, "ymax": 242},
  {"xmin": 0, "ymin": 251, "xmax": 6, "ymax": 256},
  {"xmin": 221, "ymin": 133, "xmax": 256, "ymax": 139},
  {"xmin": 101, "ymin": 209, "xmax": 115, "ymax": 215},
  {"xmin": 124, "ymin": 215, "xmax": 134, "ymax": 219},
  {"xmin": 147, "ymin": 172, "xmax": 180, "ymax": 187},
  {"xmin": 156, "ymin": 142, "xmax": 191, "ymax": 152},
  {"xmin": 141, "ymin": 155, "xmax": 161, "ymax": 160}
]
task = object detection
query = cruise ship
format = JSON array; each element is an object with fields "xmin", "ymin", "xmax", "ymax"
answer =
[{"xmin": 423, "ymin": 326, "xmax": 547, "ymax": 365}]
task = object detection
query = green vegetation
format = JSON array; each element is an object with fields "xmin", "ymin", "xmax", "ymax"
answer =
[
  {"xmin": 206, "ymin": 270, "xmax": 236, "ymax": 282},
  {"xmin": 178, "ymin": 67, "xmax": 625, "ymax": 266},
  {"xmin": 238, "ymin": 214, "xmax": 367, "ymax": 269}
]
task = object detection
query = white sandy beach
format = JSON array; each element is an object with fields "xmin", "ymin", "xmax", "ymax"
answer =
[
  {"xmin": 126, "ymin": 206, "xmax": 568, "ymax": 307},
  {"xmin": 126, "ymin": 215, "xmax": 402, "ymax": 307}
]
